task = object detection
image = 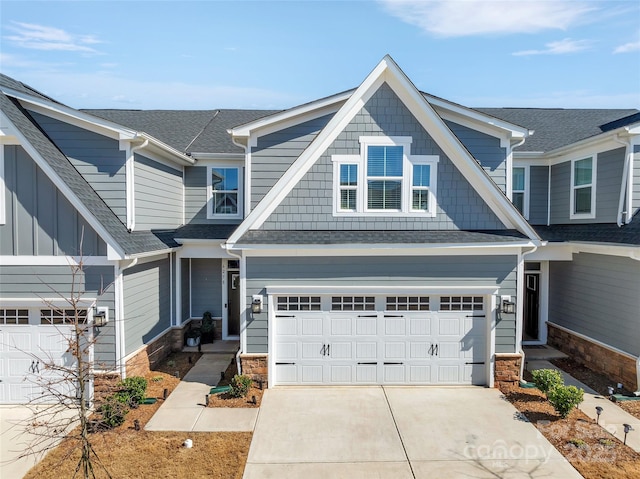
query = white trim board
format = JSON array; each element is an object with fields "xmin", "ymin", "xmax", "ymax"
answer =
[{"xmin": 266, "ymin": 285, "xmax": 499, "ymax": 295}]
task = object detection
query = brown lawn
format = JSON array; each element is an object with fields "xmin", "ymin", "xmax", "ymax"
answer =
[
  {"xmin": 208, "ymin": 361, "xmax": 264, "ymax": 408},
  {"xmin": 24, "ymin": 352, "xmax": 252, "ymax": 479}
]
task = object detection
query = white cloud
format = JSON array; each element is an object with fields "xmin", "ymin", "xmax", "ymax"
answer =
[
  {"xmin": 512, "ymin": 38, "xmax": 591, "ymax": 56},
  {"xmin": 4, "ymin": 22, "xmax": 102, "ymax": 53},
  {"xmin": 614, "ymin": 40, "xmax": 640, "ymax": 54},
  {"xmin": 379, "ymin": 0, "xmax": 595, "ymax": 37}
]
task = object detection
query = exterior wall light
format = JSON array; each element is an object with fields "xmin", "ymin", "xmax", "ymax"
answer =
[
  {"xmin": 499, "ymin": 295, "xmax": 516, "ymax": 314},
  {"xmin": 595, "ymin": 406, "xmax": 603, "ymax": 424},
  {"xmin": 252, "ymin": 295, "xmax": 264, "ymax": 314},
  {"xmin": 623, "ymin": 424, "xmax": 634, "ymax": 445},
  {"xmin": 93, "ymin": 306, "xmax": 109, "ymax": 327}
]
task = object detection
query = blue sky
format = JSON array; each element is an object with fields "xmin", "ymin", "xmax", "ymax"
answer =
[{"xmin": 1, "ymin": 0, "xmax": 639, "ymax": 110}]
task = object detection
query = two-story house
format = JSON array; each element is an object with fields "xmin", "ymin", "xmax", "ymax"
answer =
[{"xmin": 1, "ymin": 56, "xmax": 638, "ymax": 404}]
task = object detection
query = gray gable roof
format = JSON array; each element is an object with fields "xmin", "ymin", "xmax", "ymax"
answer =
[
  {"xmin": 475, "ymin": 108, "xmax": 639, "ymax": 152},
  {"xmin": 1, "ymin": 93, "xmax": 176, "ymax": 255},
  {"xmin": 534, "ymin": 217, "xmax": 640, "ymax": 246},
  {"xmin": 83, "ymin": 108, "xmax": 279, "ymax": 154},
  {"xmin": 0, "ymin": 73, "xmax": 63, "ymax": 105}
]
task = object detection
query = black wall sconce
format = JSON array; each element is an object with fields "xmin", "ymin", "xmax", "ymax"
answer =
[
  {"xmin": 93, "ymin": 306, "xmax": 109, "ymax": 327},
  {"xmin": 499, "ymin": 295, "xmax": 516, "ymax": 314}
]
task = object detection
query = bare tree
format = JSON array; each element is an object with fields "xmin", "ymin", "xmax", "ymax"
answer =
[{"xmin": 8, "ymin": 247, "xmax": 114, "ymax": 478}]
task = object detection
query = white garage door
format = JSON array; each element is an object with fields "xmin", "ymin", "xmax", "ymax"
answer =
[
  {"xmin": 0, "ymin": 308, "xmax": 86, "ymax": 404},
  {"xmin": 273, "ymin": 295, "xmax": 487, "ymax": 386}
]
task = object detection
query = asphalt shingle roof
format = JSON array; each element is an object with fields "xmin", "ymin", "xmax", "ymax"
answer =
[
  {"xmin": 173, "ymin": 224, "xmax": 239, "ymax": 240},
  {"xmin": 475, "ymin": 108, "xmax": 639, "ymax": 153},
  {"xmin": 236, "ymin": 230, "xmax": 529, "ymax": 245},
  {"xmin": 535, "ymin": 219, "xmax": 640, "ymax": 246},
  {"xmin": 1, "ymin": 93, "xmax": 177, "ymax": 255},
  {"xmin": 0, "ymin": 73, "xmax": 63, "ymax": 105}
]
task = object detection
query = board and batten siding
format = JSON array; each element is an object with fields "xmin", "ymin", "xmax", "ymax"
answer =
[
  {"xmin": 134, "ymin": 154, "xmax": 183, "ymax": 229},
  {"xmin": 250, "ymin": 114, "xmax": 333, "ymax": 209},
  {"xmin": 245, "ymin": 255, "xmax": 517, "ymax": 354},
  {"xmin": 444, "ymin": 120, "xmax": 507, "ymax": 193},
  {"xmin": 529, "ymin": 165, "xmax": 549, "ymax": 225},
  {"xmin": 261, "ymin": 83, "xmax": 505, "ymax": 231},
  {"xmin": 28, "ymin": 111, "xmax": 127, "ymax": 223},
  {"xmin": 0, "ymin": 265, "xmax": 116, "ymax": 367},
  {"xmin": 1, "ymin": 145, "xmax": 107, "ymax": 256},
  {"xmin": 550, "ymin": 147, "xmax": 625, "ymax": 224},
  {"xmin": 183, "ymin": 166, "xmax": 244, "ymax": 225},
  {"xmin": 122, "ymin": 258, "xmax": 171, "ymax": 356},
  {"xmin": 189, "ymin": 259, "xmax": 223, "ymax": 318},
  {"xmin": 549, "ymin": 253, "xmax": 640, "ymax": 357}
]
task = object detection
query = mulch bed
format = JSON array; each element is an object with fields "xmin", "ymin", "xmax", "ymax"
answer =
[
  {"xmin": 207, "ymin": 361, "xmax": 264, "ymax": 408},
  {"xmin": 500, "ymin": 383, "xmax": 640, "ymax": 479},
  {"xmin": 551, "ymin": 357, "xmax": 640, "ymax": 421}
]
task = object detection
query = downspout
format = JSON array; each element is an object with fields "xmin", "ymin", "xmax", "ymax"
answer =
[
  {"xmin": 126, "ymin": 138, "xmax": 149, "ymax": 231},
  {"xmin": 613, "ymin": 134, "xmax": 632, "ymax": 226},
  {"xmin": 518, "ymin": 245, "xmax": 539, "ymax": 381},
  {"xmin": 115, "ymin": 258, "xmax": 139, "ymax": 378}
]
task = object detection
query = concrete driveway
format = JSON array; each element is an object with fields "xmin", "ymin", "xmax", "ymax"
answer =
[{"xmin": 243, "ymin": 387, "xmax": 582, "ymax": 479}]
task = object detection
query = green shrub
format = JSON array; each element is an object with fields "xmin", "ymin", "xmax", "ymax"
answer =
[
  {"xmin": 229, "ymin": 374, "xmax": 252, "ymax": 398},
  {"xmin": 531, "ymin": 369, "xmax": 564, "ymax": 394},
  {"xmin": 548, "ymin": 385, "xmax": 584, "ymax": 418},
  {"xmin": 97, "ymin": 395, "xmax": 128, "ymax": 429},
  {"xmin": 115, "ymin": 376, "xmax": 148, "ymax": 407}
]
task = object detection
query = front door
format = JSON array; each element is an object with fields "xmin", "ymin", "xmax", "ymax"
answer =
[
  {"xmin": 524, "ymin": 273, "xmax": 540, "ymax": 340},
  {"xmin": 227, "ymin": 271, "xmax": 240, "ymax": 336}
]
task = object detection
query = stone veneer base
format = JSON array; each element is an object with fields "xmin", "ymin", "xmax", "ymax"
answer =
[
  {"xmin": 240, "ymin": 354, "xmax": 268, "ymax": 387},
  {"xmin": 494, "ymin": 353, "xmax": 522, "ymax": 388}
]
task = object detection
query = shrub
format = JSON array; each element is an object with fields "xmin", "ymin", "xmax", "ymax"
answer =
[
  {"xmin": 548, "ymin": 385, "xmax": 584, "ymax": 418},
  {"xmin": 97, "ymin": 395, "xmax": 128, "ymax": 429},
  {"xmin": 531, "ymin": 369, "xmax": 564, "ymax": 395},
  {"xmin": 115, "ymin": 376, "xmax": 148, "ymax": 407},
  {"xmin": 229, "ymin": 374, "xmax": 252, "ymax": 398}
]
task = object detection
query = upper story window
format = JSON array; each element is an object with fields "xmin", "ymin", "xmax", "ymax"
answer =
[
  {"xmin": 512, "ymin": 166, "xmax": 528, "ymax": 218},
  {"xmin": 332, "ymin": 136, "xmax": 438, "ymax": 216},
  {"xmin": 570, "ymin": 157, "xmax": 595, "ymax": 219},
  {"xmin": 208, "ymin": 166, "xmax": 242, "ymax": 219}
]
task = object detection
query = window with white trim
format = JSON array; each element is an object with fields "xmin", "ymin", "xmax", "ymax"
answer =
[
  {"xmin": 276, "ymin": 296, "xmax": 321, "ymax": 311},
  {"xmin": 386, "ymin": 296, "xmax": 430, "ymax": 311},
  {"xmin": 331, "ymin": 296, "xmax": 375, "ymax": 311},
  {"xmin": 332, "ymin": 136, "xmax": 438, "ymax": 216},
  {"xmin": 207, "ymin": 166, "xmax": 242, "ymax": 219},
  {"xmin": 570, "ymin": 157, "xmax": 595, "ymax": 218},
  {"xmin": 0, "ymin": 309, "xmax": 29, "ymax": 325},
  {"xmin": 440, "ymin": 296, "xmax": 483, "ymax": 311},
  {"xmin": 40, "ymin": 308, "xmax": 88, "ymax": 325},
  {"xmin": 512, "ymin": 167, "xmax": 527, "ymax": 217}
]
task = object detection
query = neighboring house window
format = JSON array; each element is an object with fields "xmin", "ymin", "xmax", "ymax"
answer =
[
  {"xmin": 332, "ymin": 136, "xmax": 438, "ymax": 216},
  {"xmin": 570, "ymin": 157, "xmax": 595, "ymax": 218},
  {"xmin": 512, "ymin": 166, "xmax": 527, "ymax": 217},
  {"xmin": 208, "ymin": 166, "xmax": 242, "ymax": 218}
]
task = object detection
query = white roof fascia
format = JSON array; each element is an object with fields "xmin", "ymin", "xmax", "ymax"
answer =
[
  {"xmin": 3, "ymin": 88, "xmax": 194, "ymax": 166},
  {"xmin": 227, "ymin": 55, "xmax": 540, "ymax": 244},
  {"xmin": 1, "ymin": 109, "xmax": 126, "ymax": 259},
  {"xmin": 229, "ymin": 91, "xmax": 352, "ymax": 139}
]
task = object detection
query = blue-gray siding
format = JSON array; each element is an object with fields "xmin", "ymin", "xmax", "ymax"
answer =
[
  {"xmin": 1, "ymin": 145, "xmax": 107, "ymax": 256},
  {"xmin": 261, "ymin": 83, "xmax": 505, "ymax": 231},
  {"xmin": 28, "ymin": 111, "xmax": 127, "ymax": 223},
  {"xmin": 251, "ymin": 114, "xmax": 333, "ymax": 209},
  {"xmin": 633, "ymin": 144, "xmax": 640, "ymax": 217},
  {"xmin": 0, "ymin": 264, "xmax": 116, "ymax": 367},
  {"xmin": 183, "ymin": 166, "xmax": 243, "ymax": 224},
  {"xmin": 550, "ymin": 148, "xmax": 625, "ymax": 224},
  {"xmin": 529, "ymin": 165, "xmax": 549, "ymax": 225},
  {"xmin": 189, "ymin": 259, "xmax": 223, "ymax": 318},
  {"xmin": 134, "ymin": 154, "xmax": 183, "ymax": 229},
  {"xmin": 445, "ymin": 120, "xmax": 507, "ymax": 192},
  {"xmin": 122, "ymin": 258, "xmax": 171, "ymax": 356},
  {"xmin": 549, "ymin": 253, "xmax": 640, "ymax": 356},
  {"xmin": 246, "ymin": 255, "xmax": 517, "ymax": 354}
]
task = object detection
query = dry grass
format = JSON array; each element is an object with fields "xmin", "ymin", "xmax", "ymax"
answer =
[
  {"xmin": 501, "ymin": 383, "xmax": 640, "ymax": 479},
  {"xmin": 24, "ymin": 352, "xmax": 252, "ymax": 479},
  {"xmin": 208, "ymin": 361, "xmax": 264, "ymax": 408}
]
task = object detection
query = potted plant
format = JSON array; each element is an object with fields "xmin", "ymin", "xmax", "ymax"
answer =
[
  {"xmin": 185, "ymin": 327, "xmax": 201, "ymax": 347},
  {"xmin": 201, "ymin": 311, "xmax": 214, "ymax": 344}
]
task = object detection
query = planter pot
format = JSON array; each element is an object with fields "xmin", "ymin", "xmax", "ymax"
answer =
[{"xmin": 186, "ymin": 336, "xmax": 200, "ymax": 347}]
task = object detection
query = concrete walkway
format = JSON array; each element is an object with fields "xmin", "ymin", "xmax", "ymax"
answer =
[
  {"xmin": 145, "ymin": 352, "xmax": 257, "ymax": 432},
  {"xmin": 243, "ymin": 387, "xmax": 582, "ymax": 479},
  {"xmin": 528, "ymin": 359, "xmax": 640, "ymax": 453}
]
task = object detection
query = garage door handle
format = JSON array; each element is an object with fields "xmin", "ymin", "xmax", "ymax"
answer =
[
  {"xmin": 275, "ymin": 315, "xmax": 296, "ymax": 318},
  {"xmin": 357, "ymin": 362, "xmax": 377, "ymax": 365},
  {"xmin": 275, "ymin": 362, "xmax": 296, "ymax": 365},
  {"xmin": 357, "ymin": 314, "xmax": 377, "ymax": 318},
  {"xmin": 465, "ymin": 362, "xmax": 485, "ymax": 365},
  {"xmin": 466, "ymin": 315, "xmax": 485, "ymax": 318},
  {"xmin": 384, "ymin": 362, "xmax": 403, "ymax": 365},
  {"xmin": 384, "ymin": 314, "xmax": 403, "ymax": 318}
]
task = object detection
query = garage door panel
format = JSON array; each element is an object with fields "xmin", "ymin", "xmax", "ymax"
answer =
[
  {"xmin": 330, "ymin": 318, "xmax": 352, "ymax": 336},
  {"xmin": 383, "ymin": 365, "xmax": 405, "ymax": 383},
  {"xmin": 438, "ymin": 317, "xmax": 461, "ymax": 335},
  {"xmin": 438, "ymin": 341, "xmax": 463, "ymax": 359},
  {"xmin": 301, "ymin": 317, "xmax": 323, "ymax": 336},
  {"xmin": 384, "ymin": 342, "xmax": 405, "ymax": 360},
  {"xmin": 409, "ymin": 317, "xmax": 431, "ymax": 335},
  {"xmin": 384, "ymin": 318, "xmax": 405, "ymax": 335},
  {"xmin": 355, "ymin": 318, "xmax": 376, "ymax": 335},
  {"xmin": 277, "ymin": 317, "xmax": 298, "ymax": 335},
  {"xmin": 355, "ymin": 342, "xmax": 377, "ymax": 359},
  {"xmin": 301, "ymin": 342, "xmax": 323, "ymax": 359},
  {"xmin": 409, "ymin": 365, "xmax": 431, "ymax": 382},
  {"xmin": 330, "ymin": 365, "xmax": 352, "ymax": 383},
  {"xmin": 409, "ymin": 342, "xmax": 431, "ymax": 359},
  {"xmin": 276, "ymin": 342, "xmax": 298, "ymax": 360},
  {"xmin": 7, "ymin": 332, "xmax": 31, "ymax": 350},
  {"xmin": 301, "ymin": 365, "xmax": 323, "ymax": 383},
  {"xmin": 355, "ymin": 365, "xmax": 377, "ymax": 383},
  {"xmin": 275, "ymin": 364, "xmax": 298, "ymax": 383},
  {"xmin": 329, "ymin": 342, "xmax": 352, "ymax": 359},
  {"xmin": 438, "ymin": 365, "xmax": 461, "ymax": 383}
]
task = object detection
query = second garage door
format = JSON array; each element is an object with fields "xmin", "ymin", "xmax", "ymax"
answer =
[{"xmin": 273, "ymin": 295, "xmax": 487, "ymax": 386}]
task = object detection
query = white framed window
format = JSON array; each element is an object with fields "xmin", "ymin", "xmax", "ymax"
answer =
[
  {"xmin": 207, "ymin": 166, "xmax": 242, "ymax": 219},
  {"xmin": 332, "ymin": 136, "xmax": 438, "ymax": 216},
  {"xmin": 570, "ymin": 156, "xmax": 596, "ymax": 219},
  {"xmin": 40, "ymin": 308, "xmax": 87, "ymax": 325},
  {"xmin": 512, "ymin": 166, "xmax": 528, "ymax": 218}
]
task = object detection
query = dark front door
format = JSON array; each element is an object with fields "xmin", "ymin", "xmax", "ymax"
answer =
[
  {"xmin": 524, "ymin": 273, "xmax": 540, "ymax": 340},
  {"xmin": 227, "ymin": 271, "xmax": 240, "ymax": 336}
]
